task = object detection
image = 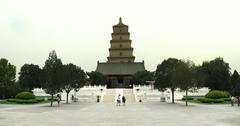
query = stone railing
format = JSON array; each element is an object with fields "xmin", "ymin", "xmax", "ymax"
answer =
[
  {"xmin": 133, "ymin": 85, "xmax": 209, "ymax": 102},
  {"xmin": 33, "ymin": 85, "xmax": 107, "ymax": 102}
]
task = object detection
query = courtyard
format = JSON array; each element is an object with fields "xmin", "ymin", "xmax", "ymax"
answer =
[{"xmin": 1, "ymin": 101, "xmax": 240, "ymax": 126}]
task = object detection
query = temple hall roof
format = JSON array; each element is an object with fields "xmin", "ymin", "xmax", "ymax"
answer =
[{"xmin": 96, "ymin": 62, "xmax": 145, "ymax": 75}]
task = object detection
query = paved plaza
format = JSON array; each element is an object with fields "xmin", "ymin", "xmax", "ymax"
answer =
[{"xmin": 0, "ymin": 101, "xmax": 240, "ymax": 126}]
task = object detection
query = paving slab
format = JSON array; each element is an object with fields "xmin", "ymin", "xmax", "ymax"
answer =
[{"xmin": 0, "ymin": 101, "xmax": 240, "ymax": 126}]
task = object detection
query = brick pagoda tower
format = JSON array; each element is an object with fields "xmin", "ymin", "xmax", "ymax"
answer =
[{"xmin": 107, "ymin": 17, "xmax": 135, "ymax": 63}]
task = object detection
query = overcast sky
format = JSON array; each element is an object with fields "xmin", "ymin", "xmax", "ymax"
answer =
[{"xmin": 0, "ymin": 0, "xmax": 240, "ymax": 75}]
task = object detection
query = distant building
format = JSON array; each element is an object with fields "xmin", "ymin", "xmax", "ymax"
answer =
[{"xmin": 96, "ymin": 18, "xmax": 145, "ymax": 88}]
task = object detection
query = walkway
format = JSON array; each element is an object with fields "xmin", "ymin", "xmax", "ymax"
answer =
[{"xmin": 1, "ymin": 101, "xmax": 240, "ymax": 126}]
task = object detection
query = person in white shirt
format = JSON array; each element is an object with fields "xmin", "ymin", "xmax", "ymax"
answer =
[
  {"xmin": 231, "ymin": 96, "xmax": 235, "ymax": 106},
  {"xmin": 116, "ymin": 94, "xmax": 121, "ymax": 106}
]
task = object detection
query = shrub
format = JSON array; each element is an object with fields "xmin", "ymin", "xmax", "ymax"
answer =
[
  {"xmin": 205, "ymin": 90, "xmax": 230, "ymax": 99},
  {"xmin": 182, "ymin": 96, "xmax": 194, "ymax": 101},
  {"xmin": 197, "ymin": 98, "xmax": 224, "ymax": 103},
  {"xmin": 15, "ymin": 92, "xmax": 35, "ymax": 100},
  {"xmin": 16, "ymin": 99, "xmax": 38, "ymax": 104}
]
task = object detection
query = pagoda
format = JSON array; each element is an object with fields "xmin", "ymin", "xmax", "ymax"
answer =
[
  {"xmin": 96, "ymin": 18, "xmax": 145, "ymax": 88},
  {"xmin": 107, "ymin": 17, "xmax": 135, "ymax": 63}
]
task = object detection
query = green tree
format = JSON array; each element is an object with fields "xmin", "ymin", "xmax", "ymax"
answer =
[
  {"xmin": 62, "ymin": 63, "xmax": 86, "ymax": 104},
  {"xmin": 201, "ymin": 57, "xmax": 231, "ymax": 91},
  {"xmin": 133, "ymin": 70, "xmax": 154, "ymax": 85},
  {"xmin": 154, "ymin": 58, "xmax": 180, "ymax": 104},
  {"xmin": 194, "ymin": 65, "xmax": 207, "ymax": 88},
  {"xmin": 19, "ymin": 64, "xmax": 41, "ymax": 90},
  {"xmin": 0, "ymin": 58, "xmax": 16, "ymax": 98},
  {"xmin": 87, "ymin": 71, "xmax": 107, "ymax": 85},
  {"xmin": 41, "ymin": 50, "xmax": 63, "ymax": 106},
  {"xmin": 230, "ymin": 70, "xmax": 240, "ymax": 96},
  {"xmin": 173, "ymin": 60, "xmax": 196, "ymax": 106}
]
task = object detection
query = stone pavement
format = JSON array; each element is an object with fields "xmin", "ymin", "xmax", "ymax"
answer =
[{"xmin": 0, "ymin": 101, "xmax": 240, "ymax": 126}]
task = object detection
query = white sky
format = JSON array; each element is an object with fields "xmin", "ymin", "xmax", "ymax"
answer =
[{"xmin": 0, "ymin": 0, "xmax": 240, "ymax": 74}]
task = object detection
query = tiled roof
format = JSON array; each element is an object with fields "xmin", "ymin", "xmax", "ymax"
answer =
[{"xmin": 96, "ymin": 62, "xmax": 145, "ymax": 75}]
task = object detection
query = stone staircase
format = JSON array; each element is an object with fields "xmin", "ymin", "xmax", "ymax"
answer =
[
  {"xmin": 123, "ymin": 89, "xmax": 135, "ymax": 102},
  {"xmin": 103, "ymin": 89, "xmax": 116, "ymax": 102},
  {"xmin": 103, "ymin": 89, "xmax": 135, "ymax": 102}
]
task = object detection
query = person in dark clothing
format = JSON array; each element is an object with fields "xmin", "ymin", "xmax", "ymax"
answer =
[
  {"xmin": 57, "ymin": 94, "xmax": 61, "ymax": 107},
  {"xmin": 237, "ymin": 96, "xmax": 240, "ymax": 107},
  {"xmin": 122, "ymin": 96, "xmax": 126, "ymax": 106},
  {"xmin": 71, "ymin": 94, "xmax": 74, "ymax": 102}
]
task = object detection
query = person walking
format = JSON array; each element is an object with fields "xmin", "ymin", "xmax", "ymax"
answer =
[
  {"xmin": 231, "ymin": 96, "xmax": 235, "ymax": 106},
  {"xmin": 57, "ymin": 94, "xmax": 61, "ymax": 107},
  {"xmin": 122, "ymin": 96, "xmax": 126, "ymax": 106},
  {"xmin": 237, "ymin": 96, "xmax": 240, "ymax": 107},
  {"xmin": 71, "ymin": 94, "xmax": 74, "ymax": 102},
  {"xmin": 116, "ymin": 94, "xmax": 121, "ymax": 106}
]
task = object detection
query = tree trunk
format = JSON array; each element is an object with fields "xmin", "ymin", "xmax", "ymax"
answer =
[
  {"xmin": 185, "ymin": 89, "xmax": 188, "ymax": 106},
  {"xmin": 51, "ymin": 94, "xmax": 53, "ymax": 107},
  {"xmin": 66, "ymin": 91, "xmax": 70, "ymax": 104},
  {"xmin": 171, "ymin": 88, "xmax": 175, "ymax": 104}
]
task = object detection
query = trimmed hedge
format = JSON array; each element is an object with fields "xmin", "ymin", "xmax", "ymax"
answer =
[
  {"xmin": 48, "ymin": 97, "xmax": 58, "ymax": 101},
  {"xmin": 36, "ymin": 98, "xmax": 44, "ymax": 102},
  {"xmin": 6, "ymin": 98, "xmax": 45, "ymax": 104},
  {"xmin": 15, "ymin": 92, "xmax": 35, "ymax": 100},
  {"xmin": 182, "ymin": 96, "xmax": 194, "ymax": 101},
  {"xmin": 197, "ymin": 98, "xmax": 225, "ymax": 103},
  {"xmin": 221, "ymin": 98, "xmax": 231, "ymax": 101},
  {"xmin": 205, "ymin": 90, "xmax": 230, "ymax": 99},
  {"xmin": 16, "ymin": 99, "xmax": 38, "ymax": 104},
  {"xmin": 7, "ymin": 99, "xmax": 17, "ymax": 102}
]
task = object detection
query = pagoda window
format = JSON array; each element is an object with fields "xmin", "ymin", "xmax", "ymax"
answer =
[
  {"xmin": 120, "ymin": 52, "xmax": 122, "ymax": 56},
  {"xmin": 120, "ymin": 44, "xmax": 122, "ymax": 48},
  {"xmin": 119, "ymin": 36, "xmax": 122, "ymax": 40}
]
